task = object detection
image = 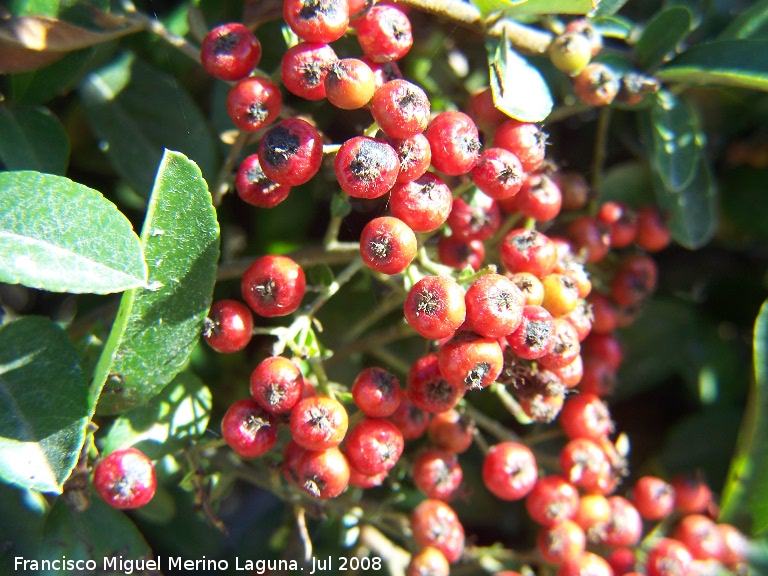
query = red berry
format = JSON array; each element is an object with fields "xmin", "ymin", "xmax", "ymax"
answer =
[
  {"xmin": 636, "ymin": 206, "xmax": 671, "ymax": 251},
  {"xmin": 559, "ymin": 393, "xmax": 613, "ymax": 440},
  {"xmin": 464, "ymin": 273, "xmax": 524, "ymax": 338},
  {"xmin": 447, "ymin": 193, "xmax": 502, "ymax": 242},
  {"xmin": 200, "ymin": 23, "xmax": 261, "ymax": 81},
  {"xmin": 573, "ymin": 62, "xmax": 620, "ymax": 106},
  {"xmin": 222, "ymin": 399, "xmax": 278, "ymax": 458},
  {"xmin": 427, "ymin": 409, "xmax": 474, "ymax": 454},
  {"xmin": 411, "ymin": 499, "xmax": 465, "ymax": 564},
  {"xmin": 226, "ymin": 76, "xmax": 281, "ymax": 132},
  {"xmin": 250, "ymin": 355, "xmax": 303, "ymax": 414},
  {"xmin": 203, "ymin": 299, "xmax": 253, "ymax": 353},
  {"xmin": 370, "ymin": 79, "xmax": 430, "ymax": 139},
  {"xmin": 352, "ymin": 366, "xmax": 403, "ymax": 418},
  {"xmin": 235, "ymin": 154, "xmax": 292, "ymax": 208},
  {"xmin": 389, "ymin": 395, "xmax": 430, "ymax": 440},
  {"xmin": 407, "ymin": 547, "xmax": 450, "ymax": 576},
  {"xmin": 283, "ymin": 0, "xmax": 349, "ymax": 43},
  {"xmin": 673, "ymin": 514, "xmax": 725, "ymax": 561},
  {"xmin": 258, "ymin": 118, "xmax": 323, "ymax": 186},
  {"xmin": 345, "ymin": 417, "xmax": 404, "ymax": 475},
  {"xmin": 359, "ymin": 216, "xmax": 417, "ymax": 274},
  {"xmin": 539, "ymin": 318, "xmax": 581, "ymax": 369},
  {"xmin": 516, "ymin": 172, "xmax": 563, "ymax": 222},
  {"xmin": 438, "ymin": 332, "xmax": 503, "ymax": 390},
  {"xmin": 465, "ymin": 86, "xmax": 508, "ymax": 132},
  {"xmin": 559, "ymin": 437, "xmax": 611, "ymax": 493},
  {"xmin": 93, "ymin": 448, "xmax": 156, "ymax": 510},
  {"xmin": 567, "ymin": 216, "xmax": 611, "ymax": 263},
  {"xmin": 610, "ymin": 254, "xmax": 658, "ymax": 307},
  {"xmin": 482, "ymin": 441, "xmax": 538, "ymax": 501},
  {"xmin": 425, "ymin": 111, "xmax": 481, "ymax": 175},
  {"xmin": 506, "ymin": 305, "xmax": 556, "ymax": 360},
  {"xmin": 537, "ymin": 520, "xmax": 587, "ymax": 565},
  {"xmin": 413, "ymin": 448, "xmax": 463, "ymax": 501},
  {"xmin": 241, "ymin": 254, "xmax": 306, "ymax": 317},
  {"xmin": 404, "ymin": 276, "xmax": 466, "ymax": 340},
  {"xmin": 382, "ymin": 132, "xmax": 432, "ymax": 183},
  {"xmin": 471, "ymin": 147, "xmax": 524, "ymax": 200},
  {"xmin": 501, "ymin": 229, "xmax": 558, "ymax": 278},
  {"xmin": 289, "ymin": 395, "xmax": 349, "ymax": 451},
  {"xmin": 525, "ymin": 475, "xmax": 580, "ymax": 527},
  {"xmin": 557, "ymin": 552, "xmax": 612, "ymax": 576},
  {"xmin": 438, "ymin": 235, "xmax": 485, "ymax": 272},
  {"xmin": 493, "ymin": 119, "xmax": 547, "ymax": 173},
  {"xmin": 335, "ymin": 136, "xmax": 400, "ymax": 198},
  {"xmin": 407, "ymin": 353, "xmax": 465, "ymax": 414},
  {"xmin": 600, "ymin": 496, "xmax": 643, "ymax": 548},
  {"xmin": 297, "ymin": 447, "xmax": 351, "ymax": 498},
  {"xmin": 280, "ymin": 41, "xmax": 338, "ymax": 101},
  {"xmin": 671, "ymin": 474, "xmax": 712, "ymax": 514},
  {"xmin": 645, "ymin": 538, "xmax": 693, "ymax": 576},
  {"xmin": 325, "ymin": 58, "xmax": 376, "ymax": 109},
  {"xmin": 390, "ymin": 172, "xmax": 453, "ymax": 233},
  {"xmin": 509, "ymin": 271, "xmax": 545, "ymax": 306},
  {"xmin": 356, "ymin": 4, "xmax": 413, "ymax": 62},
  {"xmin": 597, "ymin": 201, "xmax": 638, "ymax": 249}
]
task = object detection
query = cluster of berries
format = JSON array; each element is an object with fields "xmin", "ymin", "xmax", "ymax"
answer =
[{"xmin": 83, "ymin": 1, "xmax": 749, "ymax": 575}]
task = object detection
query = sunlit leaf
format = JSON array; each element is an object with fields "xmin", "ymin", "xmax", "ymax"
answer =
[
  {"xmin": 0, "ymin": 171, "xmax": 147, "ymax": 294},
  {"xmin": 657, "ymin": 40, "xmax": 768, "ymax": 92},
  {"xmin": 490, "ymin": 0, "xmax": 594, "ymax": 17},
  {"xmin": 634, "ymin": 7, "xmax": 692, "ymax": 71},
  {"xmin": 590, "ymin": 0, "xmax": 629, "ymax": 17},
  {"xmin": 92, "ymin": 150, "xmax": 220, "ymax": 414},
  {"xmin": 720, "ymin": 299, "xmax": 768, "ymax": 535},
  {"xmin": 0, "ymin": 105, "xmax": 69, "ymax": 174},
  {"xmin": 718, "ymin": 0, "xmax": 768, "ymax": 40},
  {"xmin": 487, "ymin": 30, "xmax": 553, "ymax": 122},
  {"xmin": 0, "ymin": 317, "xmax": 89, "ymax": 493}
]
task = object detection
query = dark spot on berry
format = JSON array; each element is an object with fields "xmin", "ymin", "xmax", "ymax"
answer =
[
  {"xmin": 465, "ymin": 362, "xmax": 491, "ymax": 389},
  {"xmin": 247, "ymin": 102, "xmax": 270, "ymax": 124},
  {"xmin": 349, "ymin": 140, "xmax": 391, "ymax": 181},
  {"xmin": 244, "ymin": 413, "xmax": 271, "ymax": 437},
  {"xmin": 427, "ymin": 379, "xmax": 455, "ymax": 403},
  {"xmin": 254, "ymin": 278, "xmax": 277, "ymax": 302},
  {"xmin": 214, "ymin": 31, "xmax": 239, "ymax": 55},
  {"xmin": 299, "ymin": 0, "xmax": 336, "ymax": 19},
  {"xmin": 525, "ymin": 320, "xmax": 553, "ymax": 349},
  {"xmin": 263, "ymin": 126, "xmax": 300, "ymax": 167},
  {"xmin": 369, "ymin": 235, "xmax": 391, "ymax": 259},
  {"xmin": 416, "ymin": 289, "xmax": 440, "ymax": 316}
]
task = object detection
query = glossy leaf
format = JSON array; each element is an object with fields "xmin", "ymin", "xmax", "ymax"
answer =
[
  {"xmin": 0, "ymin": 483, "xmax": 48, "ymax": 573},
  {"xmin": 469, "ymin": 0, "xmax": 523, "ymax": 16},
  {"xmin": 0, "ymin": 15, "xmax": 138, "ymax": 73},
  {"xmin": 593, "ymin": 15, "xmax": 634, "ymax": 39},
  {"xmin": 721, "ymin": 299, "xmax": 768, "ymax": 535},
  {"xmin": 657, "ymin": 40, "xmax": 768, "ymax": 92},
  {"xmin": 590, "ymin": 0, "xmax": 629, "ymax": 17},
  {"xmin": 648, "ymin": 91, "xmax": 702, "ymax": 192},
  {"xmin": 488, "ymin": 0, "xmax": 594, "ymax": 16},
  {"xmin": 0, "ymin": 317, "xmax": 89, "ymax": 493},
  {"xmin": 487, "ymin": 30, "xmax": 553, "ymax": 122},
  {"xmin": 92, "ymin": 150, "xmax": 220, "ymax": 414},
  {"xmin": 634, "ymin": 7, "xmax": 692, "ymax": 71},
  {"xmin": 0, "ymin": 105, "xmax": 69, "ymax": 174},
  {"xmin": 599, "ymin": 161, "xmax": 654, "ymax": 207},
  {"xmin": 79, "ymin": 53, "xmax": 218, "ymax": 198},
  {"xmin": 0, "ymin": 171, "xmax": 147, "ymax": 294},
  {"xmin": 103, "ymin": 372, "xmax": 212, "ymax": 460},
  {"xmin": 39, "ymin": 495, "xmax": 152, "ymax": 568},
  {"xmin": 718, "ymin": 0, "xmax": 768, "ymax": 40}
]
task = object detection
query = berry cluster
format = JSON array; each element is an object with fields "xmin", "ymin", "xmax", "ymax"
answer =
[{"xmin": 97, "ymin": 2, "xmax": 756, "ymax": 574}]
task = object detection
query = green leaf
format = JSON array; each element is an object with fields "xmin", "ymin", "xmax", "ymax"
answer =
[
  {"xmin": 0, "ymin": 171, "xmax": 147, "ymax": 294},
  {"xmin": 634, "ymin": 7, "xmax": 692, "ymax": 71},
  {"xmin": 599, "ymin": 161, "xmax": 654, "ymax": 207},
  {"xmin": 590, "ymin": 0, "xmax": 629, "ymax": 17},
  {"xmin": 79, "ymin": 53, "xmax": 218, "ymax": 197},
  {"xmin": 0, "ymin": 317, "xmax": 89, "ymax": 493},
  {"xmin": 648, "ymin": 91, "xmax": 702, "ymax": 192},
  {"xmin": 469, "ymin": 0, "xmax": 523, "ymax": 17},
  {"xmin": 720, "ymin": 299, "xmax": 768, "ymax": 535},
  {"xmin": 0, "ymin": 105, "xmax": 69, "ymax": 174},
  {"xmin": 39, "ymin": 494, "xmax": 153, "ymax": 572},
  {"xmin": 103, "ymin": 371, "xmax": 212, "ymax": 460},
  {"xmin": 0, "ymin": 483, "xmax": 48, "ymax": 572},
  {"xmin": 487, "ymin": 0, "xmax": 594, "ymax": 16},
  {"xmin": 657, "ymin": 40, "xmax": 768, "ymax": 92},
  {"xmin": 593, "ymin": 15, "xmax": 634, "ymax": 39},
  {"xmin": 92, "ymin": 150, "xmax": 220, "ymax": 414},
  {"xmin": 487, "ymin": 30, "xmax": 553, "ymax": 122},
  {"xmin": 8, "ymin": 0, "xmax": 59, "ymax": 17},
  {"xmin": 718, "ymin": 0, "xmax": 768, "ymax": 40},
  {"xmin": 721, "ymin": 167, "xmax": 768, "ymax": 241}
]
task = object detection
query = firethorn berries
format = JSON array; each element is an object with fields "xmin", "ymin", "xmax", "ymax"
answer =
[
  {"xmin": 425, "ymin": 111, "xmax": 481, "ymax": 175},
  {"xmin": 482, "ymin": 442, "xmax": 538, "ymax": 501},
  {"xmin": 359, "ymin": 216, "xmax": 417, "ymax": 274},
  {"xmin": 281, "ymin": 41, "xmax": 338, "ymax": 101},
  {"xmin": 636, "ymin": 206, "xmax": 671, "ymax": 251},
  {"xmin": 471, "ymin": 147, "xmax": 524, "ymax": 200},
  {"xmin": 297, "ymin": 446, "xmax": 350, "ymax": 498},
  {"xmin": 290, "ymin": 395, "xmax": 349, "ymax": 451},
  {"xmin": 559, "ymin": 392, "xmax": 613, "ymax": 440},
  {"xmin": 516, "ymin": 173, "xmax": 563, "ymax": 222},
  {"xmin": 600, "ymin": 496, "xmax": 643, "ymax": 547},
  {"xmin": 407, "ymin": 354, "xmax": 464, "ymax": 414},
  {"xmin": 344, "ymin": 417, "xmax": 404, "ymax": 475},
  {"xmin": 222, "ymin": 398, "xmax": 278, "ymax": 458},
  {"xmin": 558, "ymin": 551, "xmax": 613, "ymax": 576},
  {"xmin": 355, "ymin": 4, "xmax": 413, "ymax": 62},
  {"xmin": 241, "ymin": 254, "xmax": 306, "ymax": 317},
  {"xmin": 493, "ymin": 119, "xmax": 547, "ymax": 173},
  {"xmin": 673, "ymin": 514, "xmax": 726, "ymax": 560},
  {"xmin": 390, "ymin": 172, "xmax": 453, "ymax": 233},
  {"xmin": 404, "ymin": 276, "xmax": 466, "ymax": 340},
  {"xmin": 610, "ymin": 254, "xmax": 658, "ymax": 307},
  {"xmin": 325, "ymin": 58, "xmax": 376, "ymax": 109},
  {"xmin": 335, "ymin": 136, "xmax": 400, "ymax": 198},
  {"xmin": 389, "ymin": 396, "xmax": 430, "ymax": 440},
  {"xmin": 235, "ymin": 154, "xmax": 291, "ymax": 209},
  {"xmin": 525, "ymin": 475, "xmax": 579, "ymax": 527},
  {"xmin": 537, "ymin": 519, "xmax": 587, "ymax": 565},
  {"xmin": 410, "ymin": 499, "xmax": 465, "ymax": 564},
  {"xmin": 250, "ymin": 355, "xmax": 303, "ymax": 414},
  {"xmin": 226, "ymin": 77, "xmax": 281, "ymax": 132},
  {"xmin": 506, "ymin": 305, "xmax": 556, "ymax": 360},
  {"xmin": 447, "ymin": 193, "xmax": 502, "ymax": 242},
  {"xmin": 438, "ymin": 235, "xmax": 485, "ymax": 271},
  {"xmin": 672, "ymin": 473, "xmax": 712, "ymax": 514},
  {"xmin": 201, "ymin": 23, "xmax": 261, "ymax": 81},
  {"xmin": 93, "ymin": 447, "xmax": 156, "ymax": 510},
  {"xmin": 382, "ymin": 132, "xmax": 432, "ymax": 183},
  {"xmin": 501, "ymin": 229, "xmax": 558, "ymax": 278},
  {"xmin": 438, "ymin": 332, "xmax": 503, "ymax": 390},
  {"xmin": 567, "ymin": 216, "xmax": 611, "ymax": 263},
  {"xmin": 574, "ymin": 62, "xmax": 620, "ymax": 106},
  {"xmin": 548, "ymin": 32, "xmax": 592, "ymax": 76},
  {"xmin": 413, "ymin": 448, "xmax": 463, "ymax": 501},
  {"xmin": 351, "ymin": 366, "xmax": 402, "ymax": 417},
  {"xmin": 645, "ymin": 538, "xmax": 693, "ymax": 576},
  {"xmin": 464, "ymin": 273, "xmax": 524, "ymax": 338},
  {"xmin": 203, "ymin": 299, "xmax": 253, "ymax": 353},
  {"xmin": 370, "ymin": 79, "xmax": 431, "ymax": 139},
  {"xmin": 407, "ymin": 547, "xmax": 450, "ymax": 576},
  {"xmin": 283, "ymin": 0, "xmax": 349, "ymax": 44},
  {"xmin": 258, "ymin": 118, "xmax": 323, "ymax": 186}
]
